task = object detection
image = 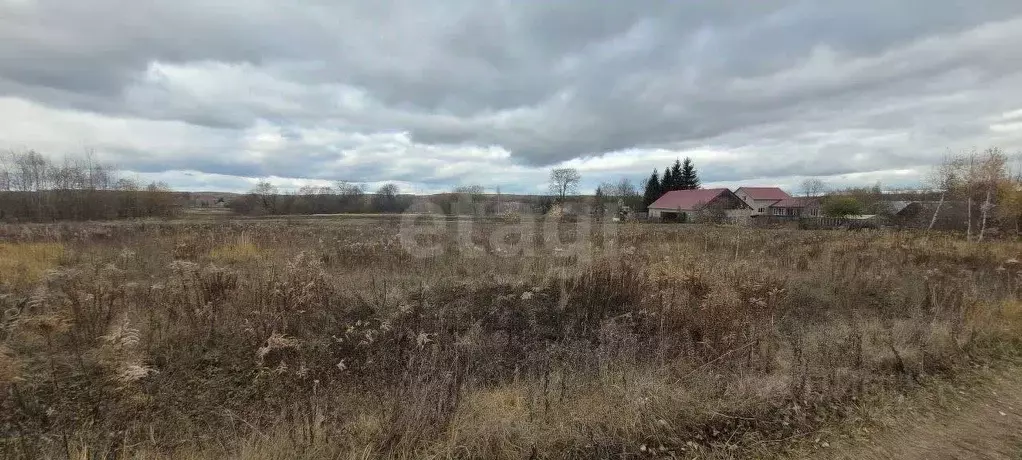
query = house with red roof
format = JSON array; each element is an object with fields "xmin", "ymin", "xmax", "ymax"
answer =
[
  {"xmin": 734, "ymin": 187, "xmax": 791, "ymax": 216},
  {"xmin": 647, "ymin": 188, "xmax": 752, "ymax": 222}
]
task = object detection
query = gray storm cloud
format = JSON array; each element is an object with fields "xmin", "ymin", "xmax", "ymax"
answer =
[{"xmin": 2, "ymin": 0, "xmax": 1022, "ymax": 192}]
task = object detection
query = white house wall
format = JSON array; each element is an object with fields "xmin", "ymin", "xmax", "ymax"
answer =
[
  {"xmin": 725, "ymin": 208, "xmax": 753, "ymax": 219},
  {"xmin": 735, "ymin": 190, "xmax": 779, "ymax": 216},
  {"xmin": 648, "ymin": 208, "xmax": 691, "ymax": 218}
]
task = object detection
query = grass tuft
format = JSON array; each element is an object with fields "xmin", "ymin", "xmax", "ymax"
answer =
[
  {"xmin": 0, "ymin": 242, "xmax": 64, "ymax": 288},
  {"xmin": 209, "ymin": 234, "xmax": 261, "ymax": 264}
]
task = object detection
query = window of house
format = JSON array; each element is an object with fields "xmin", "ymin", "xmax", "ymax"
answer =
[{"xmin": 758, "ymin": 208, "xmax": 764, "ymax": 213}]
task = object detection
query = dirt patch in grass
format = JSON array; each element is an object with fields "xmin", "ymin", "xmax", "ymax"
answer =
[{"xmin": 799, "ymin": 359, "xmax": 1022, "ymax": 459}]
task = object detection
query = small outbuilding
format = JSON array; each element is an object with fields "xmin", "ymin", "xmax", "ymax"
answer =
[{"xmin": 769, "ymin": 196, "xmax": 823, "ymax": 217}]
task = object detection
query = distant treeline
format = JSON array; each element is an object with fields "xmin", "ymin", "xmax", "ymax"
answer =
[
  {"xmin": 226, "ymin": 182, "xmax": 561, "ymax": 216},
  {"xmin": 228, "ymin": 192, "xmax": 419, "ymax": 215},
  {"xmin": 0, "ymin": 151, "xmax": 180, "ymax": 222},
  {"xmin": 226, "ymin": 182, "xmax": 415, "ymax": 215}
]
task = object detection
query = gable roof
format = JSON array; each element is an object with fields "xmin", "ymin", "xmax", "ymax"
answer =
[
  {"xmin": 771, "ymin": 196, "xmax": 821, "ymax": 208},
  {"xmin": 735, "ymin": 187, "xmax": 791, "ymax": 201},
  {"xmin": 885, "ymin": 200, "xmax": 912, "ymax": 215},
  {"xmin": 649, "ymin": 188, "xmax": 734, "ymax": 210},
  {"xmin": 891, "ymin": 200, "xmax": 957, "ymax": 216}
]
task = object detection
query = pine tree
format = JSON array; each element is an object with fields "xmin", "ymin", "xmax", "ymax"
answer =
[
  {"xmin": 662, "ymin": 168, "xmax": 673, "ymax": 193},
  {"xmin": 679, "ymin": 157, "xmax": 700, "ymax": 190},
  {"xmin": 643, "ymin": 169, "xmax": 661, "ymax": 211},
  {"xmin": 669, "ymin": 159, "xmax": 683, "ymax": 191}
]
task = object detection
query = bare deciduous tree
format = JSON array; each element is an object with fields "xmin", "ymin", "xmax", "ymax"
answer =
[
  {"xmin": 453, "ymin": 185, "xmax": 485, "ymax": 195},
  {"xmin": 928, "ymin": 148, "xmax": 1011, "ymax": 240},
  {"xmin": 926, "ymin": 153, "xmax": 962, "ymax": 231},
  {"xmin": 252, "ymin": 181, "xmax": 278, "ymax": 214},
  {"xmin": 800, "ymin": 178, "xmax": 826, "ymax": 198},
  {"xmin": 996, "ymin": 160, "xmax": 1022, "ymax": 235},
  {"xmin": 598, "ymin": 178, "xmax": 638, "ymax": 198},
  {"xmin": 335, "ymin": 181, "xmax": 367, "ymax": 213},
  {"xmin": 297, "ymin": 185, "xmax": 333, "ymax": 195},
  {"xmin": 373, "ymin": 183, "xmax": 401, "ymax": 212},
  {"xmin": 977, "ymin": 148, "xmax": 1007, "ymax": 241},
  {"xmin": 336, "ymin": 181, "xmax": 366, "ymax": 196},
  {"xmin": 0, "ymin": 149, "xmax": 180, "ymax": 221},
  {"xmin": 598, "ymin": 177, "xmax": 642, "ymax": 216},
  {"xmin": 549, "ymin": 168, "xmax": 580, "ymax": 202},
  {"xmin": 451, "ymin": 184, "xmax": 486, "ymax": 215}
]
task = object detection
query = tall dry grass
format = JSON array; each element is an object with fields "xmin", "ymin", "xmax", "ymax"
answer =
[
  {"xmin": 0, "ymin": 219, "xmax": 1020, "ymax": 458},
  {"xmin": 0, "ymin": 242, "xmax": 65, "ymax": 288}
]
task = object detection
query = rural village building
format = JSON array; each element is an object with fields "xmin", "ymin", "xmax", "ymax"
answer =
[
  {"xmin": 769, "ymin": 196, "xmax": 822, "ymax": 217},
  {"xmin": 734, "ymin": 187, "xmax": 791, "ymax": 216},
  {"xmin": 647, "ymin": 188, "xmax": 752, "ymax": 222},
  {"xmin": 645, "ymin": 186, "xmax": 971, "ymax": 230}
]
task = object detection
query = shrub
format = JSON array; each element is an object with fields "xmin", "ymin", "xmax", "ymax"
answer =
[{"xmin": 822, "ymin": 196, "xmax": 865, "ymax": 217}]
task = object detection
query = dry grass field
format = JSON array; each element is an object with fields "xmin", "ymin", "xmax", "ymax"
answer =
[{"xmin": 1, "ymin": 217, "xmax": 1021, "ymax": 459}]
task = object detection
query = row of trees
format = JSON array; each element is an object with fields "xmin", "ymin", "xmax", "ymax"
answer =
[
  {"xmin": 0, "ymin": 150, "xmax": 179, "ymax": 221},
  {"xmin": 797, "ymin": 148, "xmax": 1022, "ymax": 238},
  {"xmin": 228, "ymin": 181, "xmax": 412, "ymax": 215},
  {"xmin": 929, "ymin": 147, "xmax": 1021, "ymax": 240},
  {"xmin": 7, "ymin": 147, "xmax": 1017, "ymax": 234},
  {"xmin": 232, "ymin": 170, "xmax": 590, "ymax": 217},
  {"xmin": 642, "ymin": 158, "xmax": 700, "ymax": 210},
  {"xmin": 593, "ymin": 178, "xmax": 642, "ymax": 218},
  {"xmin": 545, "ymin": 167, "xmax": 646, "ymax": 217},
  {"xmin": 230, "ymin": 160, "xmax": 699, "ymax": 218}
]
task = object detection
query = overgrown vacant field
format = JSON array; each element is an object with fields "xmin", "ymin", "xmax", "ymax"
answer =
[{"xmin": 1, "ymin": 218, "xmax": 1021, "ymax": 459}]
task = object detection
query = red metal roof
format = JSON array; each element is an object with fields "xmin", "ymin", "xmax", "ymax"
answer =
[
  {"xmin": 771, "ymin": 196, "xmax": 821, "ymax": 208},
  {"xmin": 649, "ymin": 188, "xmax": 731, "ymax": 211},
  {"xmin": 735, "ymin": 187, "xmax": 790, "ymax": 201}
]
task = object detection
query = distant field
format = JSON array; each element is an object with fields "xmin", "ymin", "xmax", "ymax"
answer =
[{"xmin": 1, "ymin": 217, "xmax": 1020, "ymax": 458}]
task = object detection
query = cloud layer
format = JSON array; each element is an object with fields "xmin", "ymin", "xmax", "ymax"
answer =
[{"xmin": 2, "ymin": 0, "xmax": 1022, "ymax": 193}]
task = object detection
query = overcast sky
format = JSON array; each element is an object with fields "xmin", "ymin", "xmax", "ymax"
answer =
[{"xmin": 2, "ymin": 1, "xmax": 1022, "ymax": 194}]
